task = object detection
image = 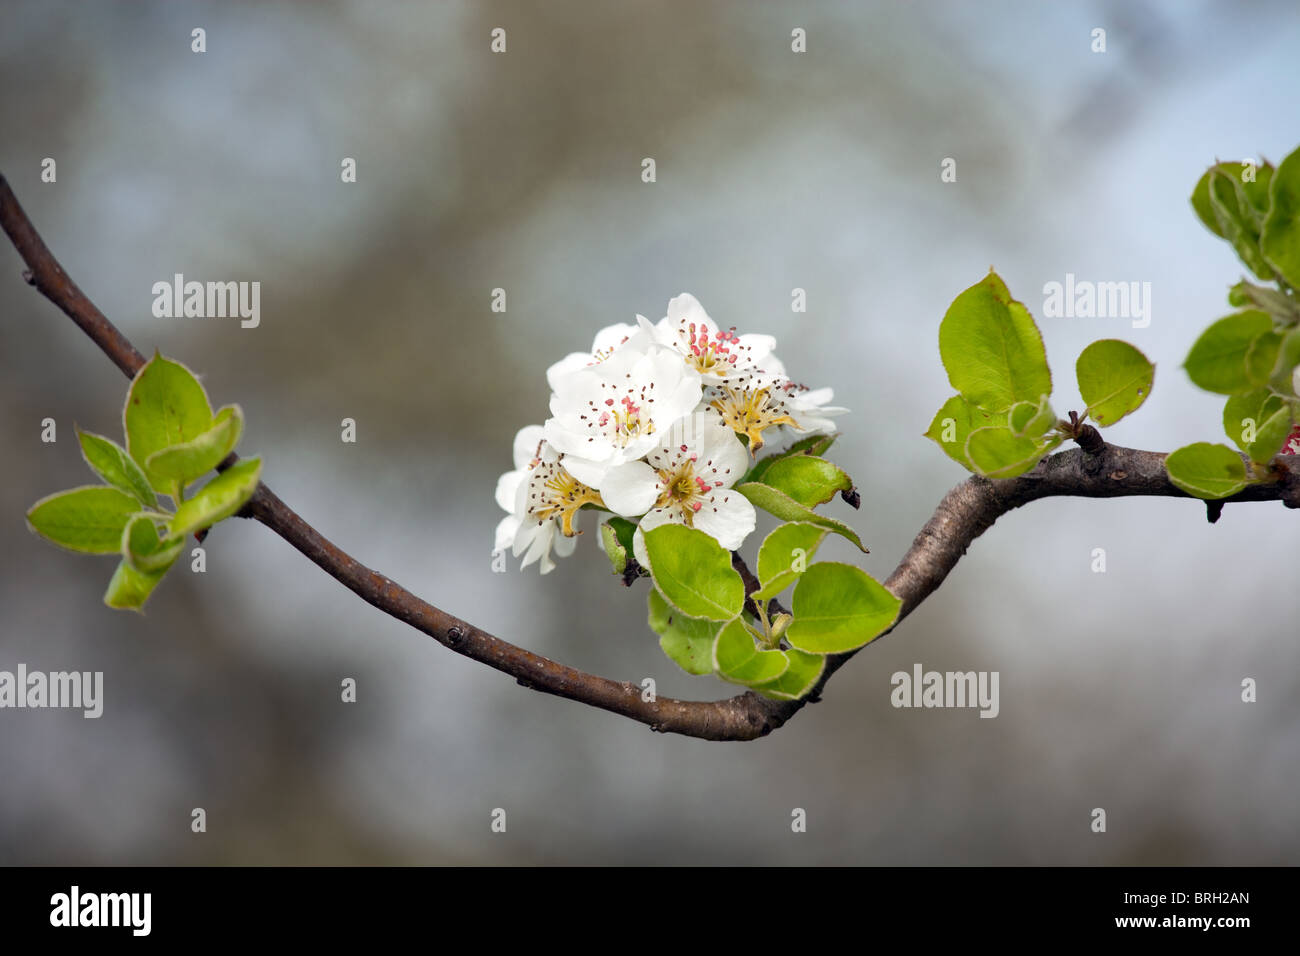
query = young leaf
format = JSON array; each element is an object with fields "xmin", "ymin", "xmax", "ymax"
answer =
[
  {"xmin": 1271, "ymin": 327, "xmax": 1300, "ymax": 396},
  {"xmin": 1007, "ymin": 394, "xmax": 1056, "ymax": 438},
  {"xmin": 26, "ymin": 486, "xmax": 143, "ymax": 554},
  {"xmin": 964, "ymin": 426, "xmax": 1061, "ymax": 479},
  {"xmin": 786, "ymin": 562, "xmax": 901, "ymax": 655},
  {"xmin": 124, "ymin": 353, "xmax": 215, "ymax": 494},
  {"xmin": 741, "ymin": 433, "xmax": 837, "ymax": 485},
  {"xmin": 939, "ymin": 271, "xmax": 1052, "ymax": 412},
  {"xmin": 599, "ymin": 518, "xmax": 634, "ymax": 575},
  {"xmin": 1227, "ymin": 280, "xmax": 1300, "ymax": 325},
  {"xmin": 757, "ymin": 455, "xmax": 852, "ymax": 508},
  {"xmin": 122, "ymin": 514, "xmax": 185, "ymax": 574},
  {"xmin": 712, "ymin": 619, "xmax": 789, "ymax": 686},
  {"xmin": 169, "ymin": 457, "xmax": 263, "ymax": 539},
  {"xmin": 1261, "ymin": 144, "xmax": 1300, "ymax": 289},
  {"xmin": 1075, "ymin": 339, "xmax": 1155, "ymax": 427},
  {"xmin": 103, "ymin": 558, "xmax": 167, "ymax": 611},
  {"xmin": 924, "ymin": 394, "xmax": 995, "ymax": 470},
  {"xmin": 1208, "ymin": 167, "xmax": 1273, "ymax": 280},
  {"xmin": 749, "ymin": 648, "xmax": 825, "ymax": 702},
  {"xmin": 76, "ymin": 429, "xmax": 158, "ymax": 508},
  {"xmin": 1222, "ymin": 391, "xmax": 1296, "ymax": 464},
  {"xmin": 1191, "ymin": 168, "xmax": 1226, "ymax": 239},
  {"xmin": 1244, "ymin": 330, "xmax": 1284, "ymax": 388},
  {"xmin": 647, "ymin": 588, "xmax": 716, "ymax": 676},
  {"xmin": 145, "ymin": 404, "xmax": 244, "ymax": 484},
  {"xmin": 735, "ymin": 482, "xmax": 867, "ymax": 552},
  {"xmin": 1164, "ymin": 442, "xmax": 1249, "ymax": 499},
  {"xmin": 640, "ymin": 523, "xmax": 744, "ymax": 622},
  {"xmin": 1183, "ymin": 311, "xmax": 1274, "ymax": 395},
  {"xmin": 753, "ymin": 522, "xmax": 827, "ymax": 601}
]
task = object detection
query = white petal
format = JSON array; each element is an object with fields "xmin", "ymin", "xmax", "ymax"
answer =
[
  {"xmin": 495, "ymin": 469, "xmax": 523, "ymax": 513},
  {"xmin": 666, "ymin": 292, "xmax": 714, "ymax": 332},
  {"xmin": 632, "ymin": 526, "xmax": 650, "ymax": 570},
  {"xmin": 590, "ymin": 322, "xmax": 639, "ymax": 355},
  {"xmin": 735, "ymin": 333, "xmax": 776, "ymax": 364},
  {"xmin": 553, "ymin": 522, "xmax": 580, "ymax": 557},
  {"xmin": 494, "ymin": 514, "xmax": 520, "ymax": 553},
  {"xmin": 546, "ymin": 352, "xmax": 594, "ymax": 392},
  {"xmin": 543, "ymin": 416, "xmax": 609, "ymax": 462},
  {"xmin": 510, "ymin": 424, "xmax": 546, "ymax": 469},
  {"xmin": 600, "ymin": 460, "xmax": 662, "ymax": 516},
  {"xmin": 692, "ymin": 414, "xmax": 750, "ymax": 484},
  {"xmin": 517, "ymin": 521, "xmax": 552, "ymax": 567},
  {"xmin": 691, "ymin": 492, "xmax": 756, "ymax": 551},
  {"xmin": 559, "ymin": 454, "xmax": 607, "ymax": 489}
]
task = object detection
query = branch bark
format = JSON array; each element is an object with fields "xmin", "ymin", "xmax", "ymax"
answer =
[{"xmin": 4, "ymin": 173, "xmax": 1297, "ymax": 741}]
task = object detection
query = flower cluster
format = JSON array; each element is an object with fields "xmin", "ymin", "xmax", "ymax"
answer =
[{"xmin": 494, "ymin": 294, "xmax": 845, "ymax": 572}]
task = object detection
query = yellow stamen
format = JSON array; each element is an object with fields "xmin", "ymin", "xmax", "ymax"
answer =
[
  {"xmin": 533, "ymin": 468, "xmax": 604, "ymax": 536},
  {"xmin": 708, "ymin": 387, "xmax": 795, "ymax": 453}
]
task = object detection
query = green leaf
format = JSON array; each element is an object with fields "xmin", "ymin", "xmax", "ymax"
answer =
[
  {"xmin": 169, "ymin": 457, "xmax": 263, "ymax": 539},
  {"xmin": 1271, "ymin": 327, "xmax": 1300, "ymax": 396},
  {"xmin": 712, "ymin": 619, "xmax": 789, "ymax": 686},
  {"xmin": 76, "ymin": 429, "xmax": 157, "ymax": 508},
  {"xmin": 1245, "ymin": 330, "xmax": 1284, "ymax": 387},
  {"xmin": 965, "ymin": 426, "xmax": 1062, "ymax": 479},
  {"xmin": 1164, "ymin": 442, "xmax": 1249, "ymax": 499},
  {"xmin": 26, "ymin": 486, "xmax": 142, "ymax": 554},
  {"xmin": 1227, "ymin": 280, "xmax": 1299, "ymax": 325},
  {"xmin": 1075, "ymin": 339, "xmax": 1155, "ymax": 427},
  {"xmin": 647, "ymin": 588, "xmax": 716, "ymax": 676},
  {"xmin": 124, "ymin": 353, "xmax": 215, "ymax": 495},
  {"xmin": 121, "ymin": 514, "xmax": 185, "ymax": 574},
  {"xmin": 735, "ymin": 482, "xmax": 868, "ymax": 552},
  {"xmin": 753, "ymin": 522, "xmax": 827, "ymax": 601},
  {"xmin": 599, "ymin": 517, "xmax": 637, "ymax": 575},
  {"xmin": 758, "ymin": 455, "xmax": 852, "ymax": 508},
  {"xmin": 640, "ymin": 523, "xmax": 744, "ymax": 622},
  {"xmin": 924, "ymin": 394, "xmax": 995, "ymax": 470},
  {"xmin": 1007, "ymin": 394, "xmax": 1056, "ymax": 438},
  {"xmin": 103, "ymin": 558, "xmax": 167, "ymax": 611},
  {"xmin": 1209, "ymin": 166, "xmax": 1273, "ymax": 280},
  {"xmin": 786, "ymin": 562, "xmax": 901, "ymax": 655},
  {"xmin": 749, "ymin": 648, "xmax": 825, "ymax": 701},
  {"xmin": 1222, "ymin": 390, "xmax": 1295, "ymax": 463},
  {"xmin": 145, "ymin": 404, "xmax": 243, "ymax": 483},
  {"xmin": 1261, "ymin": 145, "xmax": 1300, "ymax": 288},
  {"xmin": 939, "ymin": 271, "xmax": 1051, "ymax": 412},
  {"xmin": 1183, "ymin": 310, "xmax": 1274, "ymax": 395},
  {"xmin": 741, "ymin": 433, "xmax": 837, "ymax": 485},
  {"xmin": 1191, "ymin": 168, "xmax": 1226, "ymax": 239}
]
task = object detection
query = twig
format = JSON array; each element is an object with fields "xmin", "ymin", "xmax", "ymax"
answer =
[{"xmin": 4, "ymin": 173, "xmax": 1297, "ymax": 741}]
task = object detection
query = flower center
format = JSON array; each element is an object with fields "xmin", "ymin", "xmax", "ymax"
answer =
[
  {"xmin": 709, "ymin": 386, "xmax": 796, "ymax": 453},
  {"xmin": 528, "ymin": 462, "xmax": 604, "ymax": 536},
  {"xmin": 681, "ymin": 323, "xmax": 742, "ymax": 375},
  {"xmin": 595, "ymin": 394, "xmax": 654, "ymax": 447},
  {"xmin": 653, "ymin": 456, "xmax": 718, "ymax": 527}
]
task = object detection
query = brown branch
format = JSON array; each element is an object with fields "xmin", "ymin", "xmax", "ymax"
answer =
[{"xmin": 4, "ymin": 173, "xmax": 1298, "ymax": 742}]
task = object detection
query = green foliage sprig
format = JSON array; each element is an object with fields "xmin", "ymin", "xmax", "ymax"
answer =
[{"xmin": 26, "ymin": 353, "xmax": 261, "ymax": 609}]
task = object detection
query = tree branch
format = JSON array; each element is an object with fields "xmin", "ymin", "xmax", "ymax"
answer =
[{"xmin": 4, "ymin": 173, "xmax": 1297, "ymax": 741}]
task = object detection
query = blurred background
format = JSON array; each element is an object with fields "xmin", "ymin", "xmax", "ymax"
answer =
[{"xmin": 1, "ymin": 0, "xmax": 1297, "ymax": 864}]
